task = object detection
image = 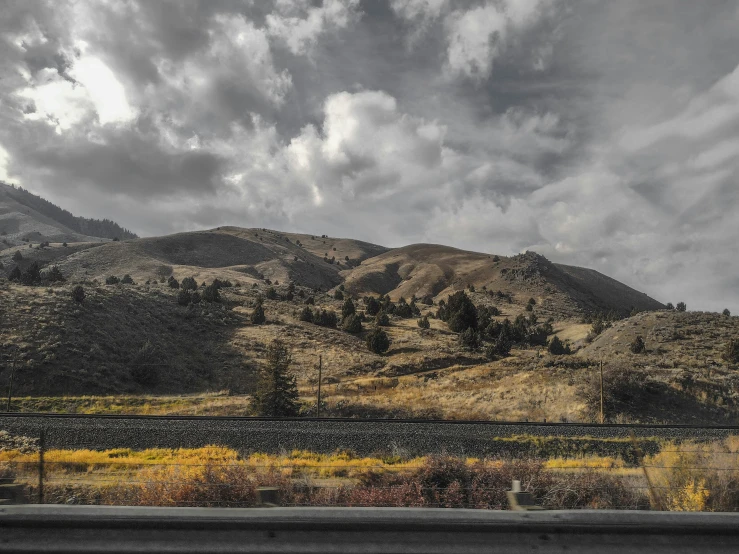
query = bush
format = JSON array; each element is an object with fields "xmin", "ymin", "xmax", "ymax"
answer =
[
  {"xmin": 177, "ymin": 290, "xmax": 192, "ymax": 306},
  {"xmin": 45, "ymin": 266, "xmax": 65, "ymax": 283},
  {"xmin": 12, "ymin": 251, "xmax": 22, "ymax": 262},
  {"xmin": 202, "ymin": 284, "xmax": 221, "ymax": 302},
  {"xmin": 8, "ymin": 266, "xmax": 21, "ymax": 281},
  {"xmin": 676, "ymin": 302, "xmax": 687, "ymax": 312},
  {"xmin": 366, "ymin": 328, "xmax": 390, "ymax": 355},
  {"xmin": 458, "ymin": 328, "xmax": 480, "ymax": 350},
  {"xmin": 485, "ymin": 335, "xmax": 511, "ymax": 359},
  {"xmin": 421, "ymin": 294, "xmax": 434, "ymax": 306},
  {"xmin": 253, "ymin": 340, "xmax": 300, "ymax": 417},
  {"xmin": 20, "ymin": 262, "xmax": 42, "ymax": 285},
  {"xmin": 265, "ymin": 287, "xmax": 278, "ymax": 300},
  {"xmin": 299, "ymin": 306, "xmax": 314, "ymax": 322},
  {"xmin": 315, "ymin": 309, "xmax": 338, "ymax": 328},
  {"xmin": 366, "ymin": 297, "xmax": 380, "ymax": 316},
  {"xmin": 548, "ymin": 335, "xmax": 571, "ymax": 355},
  {"xmin": 723, "ymin": 309, "xmax": 731, "ymax": 317},
  {"xmin": 251, "ymin": 302, "xmax": 266, "ymax": 325},
  {"xmin": 342, "ymin": 298, "xmax": 356, "ymax": 319},
  {"xmin": 334, "ymin": 289, "xmax": 344, "ymax": 301},
  {"xmin": 630, "ymin": 335, "xmax": 646, "ymax": 354},
  {"xmin": 168, "ymin": 277, "xmax": 180, "ymax": 289},
  {"xmin": 121, "ymin": 274, "xmax": 134, "ymax": 285},
  {"xmin": 442, "ymin": 291, "xmax": 477, "ymax": 332},
  {"xmin": 190, "ymin": 291, "xmax": 201, "ymax": 304},
  {"xmin": 376, "ymin": 311, "xmax": 390, "ymax": 326},
  {"xmin": 71, "ymin": 285, "xmax": 85, "ymax": 303},
  {"xmin": 722, "ymin": 339, "xmax": 739, "ymax": 364},
  {"xmin": 417, "ymin": 316, "xmax": 430, "ymax": 329},
  {"xmin": 181, "ymin": 277, "xmax": 198, "ymax": 291},
  {"xmin": 62, "ymin": 242, "xmax": 68, "ymax": 247},
  {"xmin": 106, "ymin": 275, "xmax": 120, "ymax": 285},
  {"xmin": 342, "ymin": 313, "xmax": 363, "ymax": 334},
  {"xmin": 394, "ymin": 298, "xmax": 413, "ymax": 319}
]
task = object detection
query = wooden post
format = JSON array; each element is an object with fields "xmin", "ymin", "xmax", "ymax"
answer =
[
  {"xmin": 316, "ymin": 355, "xmax": 322, "ymax": 418},
  {"xmin": 5, "ymin": 351, "xmax": 17, "ymax": 412},
  {"xmin": 599, "ymin": 360, "xmax": 604, "ymax": 424},
  {"xmin": 38, "ymin": 429, "xmax": 45, "ymax": 504}
]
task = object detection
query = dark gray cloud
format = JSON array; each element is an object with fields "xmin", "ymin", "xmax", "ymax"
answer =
[{"xmin": 0, "ymin": 0, "xmax": 738, "ymax": 312}]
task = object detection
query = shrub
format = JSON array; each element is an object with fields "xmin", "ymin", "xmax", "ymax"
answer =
[
  {"xmin": 492, "ymin": 255, "xmax": 500, "ymax": 262},
  {"xmin": 253, "ymin": 340, "xmax": 300, "ymax": 417},
  {"xmin": 299, "ymin": 306, "xmax": 314, "ymax": 322},
  {"xmin": 458, "ymin": 328, "xmax": 480, "ymax": 350},
  {"xmin": 181, "ymin": 277, "xmax": 198, "ymax": 291},
  {"xmin": 190, "ymin": 291, "xmax": 201, "ymax": 304},
  {"xmin": 417, "ymin": 316, "xmax": 430, "ymax": 329},
  {"xmin": 421, "ymin": 294, "xmax": 434, "ymax": 306},
  {"xmin": 722, "ymin": 339, "xmax": 739, "ymax": 364},
  {"xmin": 366, "ymin": 297, "xmax": 380, "ymax": 316},
  {"xmin": 202, "ymin": 284, "xmax": 221, "ymax": 302},
  {"xmin": 8, "ymin": 266, "xmax": 21, "ymax": 281},
  {"xmin": 71, "ymin": 285, "xmax": 85, "ymax": 303},
  {"xmin": 12, "ymin": 251, "xmax": 22, "ymax": 262},
  {"xmin": 106, "ymin": 275, "xmax": 120, "ymax": 285},
  {"xmin": 581, "ymin": 364, "xmax": 648, "ymax": 422},
  {"xmin": 630, "ymin": 335, "xmax": 646, "ymax": 354},
  {"xmin": 62, "ymin": 242, "xmax": 68, "ymax": 247},
  {"xmin": 177, "ymin": 290, "xmax": 192, "ymax": 306},
  {"xmin": 251, "ymin": 302, "xmax": 266, "ymax": 325},
  {"xmin": 366, "ymin": 328, "xmax": 390, "ymax": 355},
  {"xmin": 676, "ymin": 302, "xmax": 687, "ymax": 312},
  {"xmin": 723, "ymin": 309, "xmax": 731, "ymax": 317},
  {"xmin": 265, "ymin": 287, "xmax": 278, "ymax": 300},
  {"xmin": 548, "ymin": 335, "xmax": 571, "ymax": 355},
  {"xmin": 342, "ymin": 313, "xmax": 363, "ymax": 334},
  {"xmin": 376, "ymin": 311, "xmax": 390, "ymax": 326},
  {"xmin": 20, "ymin": 262, "xmax": 42, "ymax": 285},
  {"xmin": 525, "ymin": 303, "xmax": 533, "ymax": 312},
  {"xmin": 394, "ymin": 298, "xmax": 413, "ymax": 319},
  {"xmin": 334, "ymin": 289, "xmax": 344, "ymax": 301},
  {"xmin": 45, "ymin": 266, "xmax": 65, "ymax": 283},
  {"xmin": 121, "ymin": 274, "xmax": 134, "ymax": 285},
  {"xmin": 342, "ymin": 298, "xmax": 356, "ymax": 319},
  {"xmin": 485, "ymin": 335, "xmax": 511, "ymax": 359},
  {"xmin": 168, "ymin": 277, "xmax": 180, "ymax": 289},
  {"xmin": 442, "ymin": 291, "xmax": 477, "ymax": 332},
  {"xmin": 528, "ymin": 297, "xmax": 536, "ymax": 306},
  {"xmin": 315, "ymin": 309, "xmax": 338, "ymax": 328}
]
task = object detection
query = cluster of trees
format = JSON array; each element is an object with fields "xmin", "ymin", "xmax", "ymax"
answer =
[
  {"xmin": 434, "ymin": 291, "xmax": 568, "ymax": 359},
  {"xmin": 105, "ymin": 274, "xmax": 135, "ymax": 285},
  {"xmin": 362, "ymin": 294, "xmax": 420, "ymax": 319},
  {"xmin": 665, "ymin": 302, "xmax": 687, "ymax": 312},
  {"xmin": 8, "ymin": 261, "xmax": 65, "ymax": 286}
]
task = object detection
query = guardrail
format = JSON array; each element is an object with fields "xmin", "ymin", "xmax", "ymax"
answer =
[{"xmin": 2, "ymin": 506, "xmax": 739, "ymax": 553}]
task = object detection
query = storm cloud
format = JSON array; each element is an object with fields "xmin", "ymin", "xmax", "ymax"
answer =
[{"xmin": 1, "ymin": 0, "xmax": 738, "ymax": 311}]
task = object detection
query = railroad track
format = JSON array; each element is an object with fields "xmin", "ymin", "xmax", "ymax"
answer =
[{"xmin": 1, "ymin": 413, "xmax": 737, "ymax": 454}]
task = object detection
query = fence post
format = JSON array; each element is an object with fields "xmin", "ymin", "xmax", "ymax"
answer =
[{"xmin": 38, "ymin": 429, "xmax": 45, "ymax": 504}]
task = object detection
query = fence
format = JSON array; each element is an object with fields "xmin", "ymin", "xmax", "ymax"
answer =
[{"xmin": 3, "ymin": 429, "xmax": 739, "ymax": 511}]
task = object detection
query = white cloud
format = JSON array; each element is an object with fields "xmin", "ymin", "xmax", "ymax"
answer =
[
  {"xmin": 69, "ymin": 55, "xmax": 136, "ymax": 125},
  {"xmin": 267, "ymin": 0, "xmax": 360, "ymax": 56}
]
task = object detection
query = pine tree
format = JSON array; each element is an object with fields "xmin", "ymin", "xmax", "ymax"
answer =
[
  {"xmin": 366, "ymin": 296, "xmax": 380, "ymax": 316},
  {"xmin": 253, "ymin": 340, "xmax": 300, "ymax": 417},
  {"xmin": 342, "ymin": 297, "xmax": 356, "ymax": 319},
  {"xmin": 366, "ymin": 328, "xmax": 390, "ymax": 355},
  {"xmin": 417, "ymin": 315, "xmax": 430, "ymax": 329},
  {"xmin": 630, "ymin": 335, "xmax": 646, "ymax": 354},
  {"xmin": 342, "ymin": 313, "xmax": 362, "ymax": 334},
  {"xmin": 251, "ymin": 301, "xmax": 266, "ymax": 324},
  {"xmin": 548, "ymin": 335, "xmax": 570, "ymax": 355},
  {"xmin": 71, "ymin": 285, "xmax": 85, "ymax": 303}
]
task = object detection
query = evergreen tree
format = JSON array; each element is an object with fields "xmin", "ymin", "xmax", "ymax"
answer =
[
  {"xmin": 443, "ymin": 291, "xmax": 477, "ymax": 332},
  {"xmin": 8, "ymin": 266, "xmax": 21, "ymax": 281},
  {"xmin": 202, "ymin": 283, "xmax": 221, "ymax": 302},
  {"xmin": 342, "ymin": 297, "xmax": 356, "ymax": 319},
  {"xmin": 630, "ymin": 335, "xmax": 646, "ymax": 354},
  {"xmin": 676, "ymin": 302, "xmax": 687, "ymax": 312},
  {"xmin": 121, "ymin": 274, "xmax": 134, "ymax": 285},
  {"xmin": 105, "ymin": 275, "xmax": 120, "ymax": 285},
  {"xmin": 417, "ymin": 315, "xmax": 430, "ymax": 329},
  {"xmin": 181, "ymin": 277, "xmax": 198, "ymax": 291},
  {"xmin": 342, "ymin": 313, "xmax": 362, "ymax": 334},
  {"xmin": 299, "ymin": 306, "xmax": 314, "ymax": 322},
  {"xmin": 266, "ymin": 287, "xmax": 278, "ymax": 300},
  {"xmin": 177, "ymin": 290, "xmax": 192, "ymax": 306},
  {"xmin": 548, "ymin": 335, "xmax": 570, "ymax": 355},
  {"xmin": 366, "ymin": 328, "xmax": 390, "ymax": 355},
  {"xmin": 20, "ymin": 262, "xmax": 41, "ymax": 285},
  {"xmin": 45, "ymin": 266, "xmax": 65, "ymax": 283},
  {"xmin": 251, "ymin": 300, "xmax": 266, "ymax": 324},
  {"xmin": 253, "ymin": 340, "xmax": 300, "ymax": 417},
  {"xmin": 71, "ymin": 285, "xmax": 85, "ymax": 303},
  {"xmin": 366, "ymin": 296, "xmax": 380, "ymax": 316},
  {"xmin": 333, "ymin": 289, "xmax": 344, "ymax": 300},
  {"xmin": 722, "ymin": 309, "xmax": 731, "ymax": 317},
  {"xmin": 376, "ymin": 311, "xmax": 390, "ymax": 326},
  {"xmin": 12, "ymin": 251, "xmax": 22, "ymax": 262}
]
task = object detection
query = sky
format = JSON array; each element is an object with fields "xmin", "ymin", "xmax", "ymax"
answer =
[{"xmin": 0, "ymin": 0, "xmax": 737, "ymax": 312}]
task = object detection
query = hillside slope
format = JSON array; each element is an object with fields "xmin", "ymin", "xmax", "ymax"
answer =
[
  {"xmin": 342, "ymin": 246, "xmax": 664, "ymax": 318},
  {"xmin": 0, "ymin": 182, "xmax": 136, "ymax": 243}
]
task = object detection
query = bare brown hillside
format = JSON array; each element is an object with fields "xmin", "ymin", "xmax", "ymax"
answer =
[{"xmin": 342, "ymin": 246, "xmax": 664, "ymax": 318}]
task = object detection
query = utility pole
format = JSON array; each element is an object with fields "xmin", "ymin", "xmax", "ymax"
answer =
[
  {"xmin": 6, "ymin": 350, "xmax": 17, "ymax": 412},
  {"xmin": 316, "ymin": 355, "xmax": 322, "ymax": 418},
  {"xmin": 599, "ymin": 360, "xmax": 604, "ymax": 424}
]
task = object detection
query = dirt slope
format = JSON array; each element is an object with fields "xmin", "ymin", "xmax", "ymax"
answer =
[{"xmin": 342, "ymin": 246, "xmax": 664, "ymax": 318}]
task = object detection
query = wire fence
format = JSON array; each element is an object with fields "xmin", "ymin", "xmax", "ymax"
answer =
[{"xmin": 2, "ymin": 433, "xmax": 739, "ymax": 511}]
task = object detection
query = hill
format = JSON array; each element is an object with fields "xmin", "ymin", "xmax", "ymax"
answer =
[
  {"xmin": 0, "ymin": 181, "xmax": 136, "ymax": 244},
  {"xmin": 342, "ymin": 246, "xmax": 664, "ymax": 319}
]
